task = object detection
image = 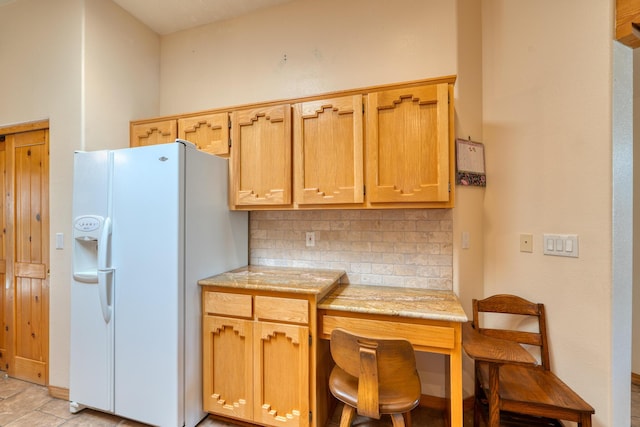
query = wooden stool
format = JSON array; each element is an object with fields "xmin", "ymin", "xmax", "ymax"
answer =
[{"xmin": 328, "ymin": 328, "xmax": 421, "ymax": 427}]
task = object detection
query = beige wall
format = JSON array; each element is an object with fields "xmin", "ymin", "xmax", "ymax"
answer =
[
  {"xmin": 0, "ymin": 0, "xmax": 624, "ymax": 425},
  {"xmin": 159, "ymin": 0, "xmax": 484, "ymax": 398},
  {"xmin": 482, "ymin": 1, "xmax": 616, "ymax": 425}
]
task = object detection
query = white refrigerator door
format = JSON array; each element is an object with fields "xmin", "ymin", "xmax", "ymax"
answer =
[
  {"xmin": 183, "ymin": 145, "xmax": 248, "ymax": 427},
  {"xmin": 69, "ymin": 150, "xmax": 115, "ymax": 413},
  {"xmin": 111, "ymin": 143, "xmax": 183, "ymax": 426}
]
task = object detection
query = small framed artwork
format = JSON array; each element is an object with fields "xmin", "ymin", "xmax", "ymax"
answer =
[{"xmin": 456, "ymin": 138, "xmax": 486, "ymax": 187}]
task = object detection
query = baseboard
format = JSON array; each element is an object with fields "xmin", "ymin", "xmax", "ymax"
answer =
[
  {"xmin": 419, "ymin": 394, "xmax": 475, "ymax": 412},
  {"xmin": 46, "ymin": 388, "xmax": 472, "ymax": 415},
  {"xmin": 632, "ymin": 372, "xmax": 640, "ymax": 386},
  {"xmin": 48, "ymin": 385, "xmax": 69, "ymax": 400}
]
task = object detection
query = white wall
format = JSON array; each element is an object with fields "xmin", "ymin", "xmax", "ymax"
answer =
[
  {"xmin": 0, "ymin": 0, "xmax": 159, "ymax": 388},
  {"xmin": 632, "ymin": 47, "xmax": 640, "ymax": 377},
  {"xmin": 0, "ymin": 0, "xmax": 84, "ymax": 388},
  {"xmin": 159, "ymin": 0, "xmax": 458, "ymax": 115},
  {"xmin": 613, "ymin": 40, "xmax": 633, "ymax": 427},
  {"xmin": 482, "ymin": 1, "xmax": 615, "ymax": 425},
  {"xmin": 84, "ymin": 0, "xmax": 160, "ymax": 152},
  {"xmin": 453, "ymin": 0, "xmax": 485, "ymax": 393}
]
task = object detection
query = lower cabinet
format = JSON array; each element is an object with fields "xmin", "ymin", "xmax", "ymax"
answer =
[
  {"xmin": 202, "ymin": 290, "xmax": 310, "ymax": 427},
  {"xmin": 253, "ymin": 322, "xmax": 309, "ymax": 427},
  {"xmin": 202, "ymin": 315, "xmax": 253, "ymax": 420}
]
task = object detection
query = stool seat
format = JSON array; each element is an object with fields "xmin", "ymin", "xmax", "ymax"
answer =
[{"xmin": 328, "ymin": 328, "xmax": 422, "ymax": 427}]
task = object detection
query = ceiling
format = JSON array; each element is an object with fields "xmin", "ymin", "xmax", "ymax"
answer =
[{"xmin": 112, "ymin": 0, "xmax": 297, "ymax": 35}]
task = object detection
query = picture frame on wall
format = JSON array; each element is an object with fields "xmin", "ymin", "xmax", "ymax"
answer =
[{"xmin": 456, "ymin": 138, "xmax": 486, "ymax": 187}]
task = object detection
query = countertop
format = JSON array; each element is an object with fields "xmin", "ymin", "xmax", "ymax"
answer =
[
  {"xmin": 199, "ymin": 266, "xmax": 467, "ymax": 323},
  {"xmin": 318, "ymin": 283, "xmax": 468, "ymax": 322},
  {"xmin": 198, "ymin": 265, "xmax": 345, "ymax": 297}
]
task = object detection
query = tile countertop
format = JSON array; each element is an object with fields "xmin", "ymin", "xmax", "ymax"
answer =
[
  {"xmin": 198, "ymin": 265, "xmax": 345, "ymax": 298},
  {"xmin": 318, "ymin": 283, "xmax": 468, "ymax": 323}
]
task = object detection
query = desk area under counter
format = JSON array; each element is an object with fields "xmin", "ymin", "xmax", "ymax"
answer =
[
  {"xmin": 317, "ymin": 284, "xmax": 468, "ymax": 427},
  {"xmin": 198, "ymin": 266, "xmax": 468, "ymax": 427}
]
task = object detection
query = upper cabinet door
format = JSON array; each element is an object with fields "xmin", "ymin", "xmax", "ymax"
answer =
[
  {"xmin": 366, "ymin": 83, "xmax": 450, "ymax": 204},
  {"xmin": 293, "ymin": 95, "xmax": 364, "ymax": 206},
  {"xmin": 130, "ymin": 119, "xmax": 177, "ymax": 147},
  {"xmin": 178, "ymin": 113, "xmax": 230, "ymax": 156},
  {"xmin": 616, "ymin": 0, "xmax": 640, "ymax": 48},
  {"xmin": 230, "ymin": 104, "xmax": 292, "ymax": 208}
]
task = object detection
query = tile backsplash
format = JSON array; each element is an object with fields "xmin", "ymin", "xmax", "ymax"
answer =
[{"xmin": 249, "ymin": 209, "xmax": 453, "ymax": 289}]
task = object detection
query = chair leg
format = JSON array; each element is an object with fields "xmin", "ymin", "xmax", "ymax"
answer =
[
  {"xmin": 473, "ymin": 397, "xmax": 481, "ymax": 427},
  {"xmin": 339, "ymin": 404, "xmax": 356, "ymax": 427},
  {"xmin": 403, "ymin": 410, "xmax": 412, "ymax": 427},
  {"xmin": 390, "ymin": 413, "xmax": 406, "ymax": 427},
  {"xmin": 579, "ymin": 412, "xmax": 592, "ymax": 427}
]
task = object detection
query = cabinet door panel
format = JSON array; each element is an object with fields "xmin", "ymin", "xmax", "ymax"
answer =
[
  {"xmin": 616, "ymin": 0, "xmax": 640, "ymax": 48},
  {"xmin": 130, "ymin": 120, "xmax": 177, "ymax": 147},
  {"xmin": 254, "ymin": 322, "xmax": 309, "ymax": 427},
  {"xmin": 203, "ymin": 316, "xmax": 253, "ymax": 420},
  {"xmin": 231, "ymin": 105, "xmax": 292, "ymax": 207},
  {"xmin": 294, "ymin": 95, "xmax": 363, "ymax": 205},
  {"xmin": 367, "ymin": 83, "xmax": 450, "ymax": 203},
  {"xmin": 178, "ymin": 113, "xmax": 230, "ymax": 156}
]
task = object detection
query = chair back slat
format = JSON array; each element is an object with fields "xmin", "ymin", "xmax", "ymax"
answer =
[
  {"xmin": 479, "ymin": 328, "xmax": 543, "ymax": 347},
  {"xmin": 473, "ymin": 294, "xmax": 550, "ymax": 370}
]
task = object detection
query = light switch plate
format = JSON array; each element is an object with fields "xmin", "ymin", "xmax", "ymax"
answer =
[{"xmin": 543, "ymin": 234, "xmax": 578, "ymax": 257}]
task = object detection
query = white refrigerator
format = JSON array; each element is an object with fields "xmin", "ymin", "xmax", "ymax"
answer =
[{"xmin": 69, "ymin": 140, "xmax": 248, "ymax": 427}]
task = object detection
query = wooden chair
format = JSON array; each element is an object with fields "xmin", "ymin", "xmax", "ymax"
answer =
[
  {"xmin": 470, "ymin": 294, "xmax": 595, "ymax": 427},
  {"xmin": 328, "ymin": 328, "xmax": 421, "ymax": 427}
]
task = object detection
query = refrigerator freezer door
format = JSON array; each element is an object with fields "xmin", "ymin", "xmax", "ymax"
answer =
[
  {"xmin": 70, "ymin": 150, "xmax": 115, "ymax": 413},
  {"xmin": 111, "ymin": 144, "xmax": 183, "ymax": 426}
]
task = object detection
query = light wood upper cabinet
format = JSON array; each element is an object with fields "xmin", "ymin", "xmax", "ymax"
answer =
[
  {"xmin": 293, "ymin": 95, "xmax": 364, "ymax": 206},
  {"xmin": 130, "ymin": 119, "xmax": 177, "ymax": 147},
  {"xmin": 616, "ymin": 0, "xmax": 640, "ymax": 48},
  {"xmin": 178, "ymin": 112, "xmax": 230, "ymax": 156},
  {"xmin": 230, "ymin": 104, "xmax": 292, "ymax": 208},
  {"xmin": 130, "ymin": 76, "xmax": 456, "ymax": 209},
  {"xmin": 366, "ymin": 83, "xmax": 450, "ymax": 204}
]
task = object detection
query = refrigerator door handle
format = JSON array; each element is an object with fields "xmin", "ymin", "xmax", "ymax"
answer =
[
  {"xmin": 98, "ymin": 217, "xmax": 112, "ymax": 270},
  {"xmin": 98, "ymin": 217, "xmax": 113, "ymax": 323},
  {"xmin": 97, "ymin": 269, "xmax": 113, "ymax": 323}
]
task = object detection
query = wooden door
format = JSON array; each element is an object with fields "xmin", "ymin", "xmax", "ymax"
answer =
[
  {"xmin": 230, "ymin": 104, "xmax": 292, "ymax": 208},
  {"xmin": 203, "ymin": 315, "xmax": 254, "ymax": 421},
  {"xmin": 366, "ymin": 83, "xmax": 450, "ymax": 204},
  {"xmin": 1, "ymin": 128, "xmax": 49, "ymax": 385},
  {"xmin": 253, "ymin": 322, "xmax": 309, "ymax": 427},
  {"xmin": 178, "ymin": 113, "xmax": 230, "ymax": 156},
  {"xmin": 130, "ymin": 119, "xmax": 177, "ymax": 147},
  {"xmin": 0, "ymin": 137, "xmax": 7, "ymax": 373},
  {"xmin": 293, "ymin": 95, "xmax": 364, "ymax": 206}
]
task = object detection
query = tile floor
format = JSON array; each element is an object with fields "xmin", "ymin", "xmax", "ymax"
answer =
[
  {"xmin": 0, "ymin": 374, "xmax": 468, "ymax": 427},
  {"xmin": 0, "ymin": 374, "xmax": 636, "ymax": 426}
]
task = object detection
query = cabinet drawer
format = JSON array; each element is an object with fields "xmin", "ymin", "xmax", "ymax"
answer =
[
  {"xmin": 255, "ymin": 296, "xmax": 308, "ymax": 324},
  {"xmin": 203, "ymin": 291, "xmax": 252, "ymax": 318},
  {"xmin": 321, "ymin": 315, "xmax": 455, "ymax": 350}
]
